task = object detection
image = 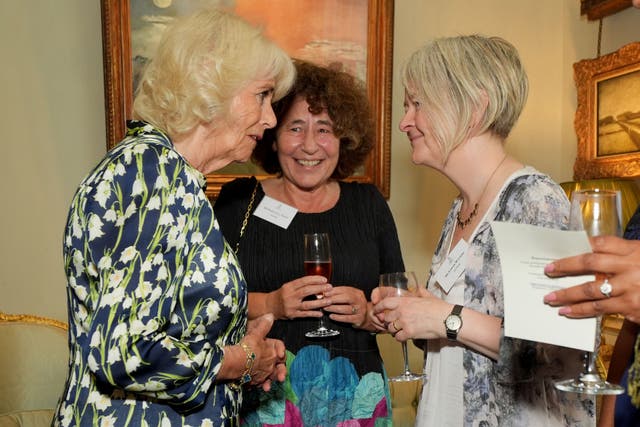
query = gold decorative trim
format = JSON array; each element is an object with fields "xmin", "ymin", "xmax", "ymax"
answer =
[
  {"xmin": 0, "ymin": 312, "xmax": 68, "ymax": 331},
  {"xmin": 100, "ymin": 0, "xmax": 394, "ymax": 199},
  {"xmin": 573, "ymin": 42, "xmax": 640, "ymax": 180}
]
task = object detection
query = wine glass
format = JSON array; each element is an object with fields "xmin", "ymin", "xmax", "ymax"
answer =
[
  {"xmin": 303, "ymin": 233, "xmax": 340, "ymax": 338},
  {"xmin": 379, "ymin": 271, "xmax": 425, "ymax": 382},
  {"xmin": 554, "ymin": 189, "xmax": 624, "ymax": 395}
]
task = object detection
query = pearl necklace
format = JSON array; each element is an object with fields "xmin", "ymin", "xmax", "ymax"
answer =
[{"xmin": 456, "ymin": 154, "xmax": 508, "ymax": 230}]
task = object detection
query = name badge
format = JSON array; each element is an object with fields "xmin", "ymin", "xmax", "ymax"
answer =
[
  {"xmin": 433, "ymin": 239, "xmax": 468, "ymax": 293},
  {"xmin": 253, "ymin": 196, "xmax": 297, "ymax": 229}
]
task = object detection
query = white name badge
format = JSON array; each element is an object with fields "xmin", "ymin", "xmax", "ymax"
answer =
[
  {"xmin": 253, "ymin": 196, "xmax": 298, "ymax": 229},
  {"xmin": 433, "ymin": 239, "xmax": 468, "ymax": 293}
]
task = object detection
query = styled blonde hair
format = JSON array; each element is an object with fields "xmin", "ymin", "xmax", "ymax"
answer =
[
  {"xmin": 401, "ymin": 34, "xmax": 528, "ymax": 159},
  {"xmin": 133, "ymin": 8, "xmax": 295, "ymax": 137}
]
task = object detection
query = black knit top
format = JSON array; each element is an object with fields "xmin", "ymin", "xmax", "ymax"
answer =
[{"xmin": 214, "ymin": 177, "xmax": 405, "ymax": 374}]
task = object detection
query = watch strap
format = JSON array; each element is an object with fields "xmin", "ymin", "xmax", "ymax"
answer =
[{"xmin": 451, "ymin": 304, "xmax": 463, "ymax": 317}]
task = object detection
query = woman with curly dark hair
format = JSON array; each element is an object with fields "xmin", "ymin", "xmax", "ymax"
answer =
[{"xmin": 214, "ymin": 60, "xmax": 404, "ymax": 426}]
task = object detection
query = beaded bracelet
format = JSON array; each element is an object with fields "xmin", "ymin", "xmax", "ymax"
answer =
[{"xmin": 229, "ymin": 341, "xmax": 255, "ymax": 390}]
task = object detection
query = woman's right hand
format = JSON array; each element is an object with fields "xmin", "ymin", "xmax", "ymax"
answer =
[
  {"xmin": 242, "ymin": 313, "xmax": 286, "ymax": 390},
  {"xmin": 220, "ymin": 313, "xmax": 285, "ymax": 392},
  {"xmin": 544, "ymin": 235, "xmax": 640, "ymax": 323},
  {"xmin": 265, "ymin": 276, "xmax": 332, "ymax": 320}
]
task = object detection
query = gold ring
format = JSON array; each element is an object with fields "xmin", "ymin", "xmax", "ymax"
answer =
[
  {"xmin": 351, "ymin": 305, "xmax": 358, "ymax": 314},
  {"xmin": 392, "ymin": 320, "xmax": 402, "ymax": 332}
]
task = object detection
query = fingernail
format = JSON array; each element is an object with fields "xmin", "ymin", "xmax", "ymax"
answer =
[
  {"xmin": 543, "ymin": 293, "xmax": 556, "ymax": 303},
  {"xmin": 544, "ymin": 263, "xmax": 555, "ymax": 274},
  {"xmin": 558, "ymin": 307, "xmax": 571, "ymax": 315}
]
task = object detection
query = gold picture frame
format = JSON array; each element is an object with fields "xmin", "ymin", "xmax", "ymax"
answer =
[
  {"xmin": 580, "ymin": 0, "xmax": 632, "ymax": 20},
  {"xmin": 573, "ymin": 42, "xmax": 640, "ymax": 180},
  {"xmin": 100, "ymin": 0, "xmax": 394, "ymax": 200}
]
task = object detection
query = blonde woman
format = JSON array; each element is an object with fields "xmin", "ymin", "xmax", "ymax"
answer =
[
  {"xmin": 54, "ymin": 9, "xmax": 294, "ymax": 426},
  {"xmin": 373, "ymin": 35, "xmax": 595, "ymax": 426}
]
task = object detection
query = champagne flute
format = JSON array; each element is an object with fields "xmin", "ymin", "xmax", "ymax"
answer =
[
  {"xmin": 379, "ymin": 271, "xmax": 425, "ymax": 382},
  {"xmin": 303, "ymin": 233, "xmax": 340, "ymax": 338},
  {"xmin": 554, "ymin": 189, "xmax": 624, "ymax": 395}
]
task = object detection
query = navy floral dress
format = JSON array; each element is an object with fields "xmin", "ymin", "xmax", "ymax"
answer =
[
  {"xmin": 417, "ymin": 168, "xmax": 596, "ymax": 427},
  {"xmin": 53, "ymin": 121, "xmax": 247, "ymax": 426}
]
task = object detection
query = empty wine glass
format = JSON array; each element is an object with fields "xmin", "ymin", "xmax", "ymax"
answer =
[
  {"xmin": 554, "ymin": 189, "xmax": 624, "ymax": 395},
  {"xmin": 379, "ymin": 271, "xmax": 425, "ymax": 382},
  {"xmin": 303, "ymin": 233, "xmax": 340, "ymax": 338}
]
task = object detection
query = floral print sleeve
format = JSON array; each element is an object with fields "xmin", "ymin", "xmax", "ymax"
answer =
[{"xmin": 55, "ymin": 122, "xmax": 247, "ymax": 426}]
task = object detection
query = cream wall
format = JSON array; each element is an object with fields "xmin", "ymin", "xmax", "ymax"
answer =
[
  {"xmin": 0, "ymin": 1, "xmax": 105, "ymax": 321},
  {"xmin": 0, "ymin": 2, "xmax": 638, "ymax": 366}
]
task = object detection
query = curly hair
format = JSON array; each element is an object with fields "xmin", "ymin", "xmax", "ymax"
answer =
[
  {"xmin": 252, "ymin": 60, "xmax": 374, "ymax": 179},
  {"xmin": 133, "ymin": 8, "xmax": 295, "ymax": 138}
]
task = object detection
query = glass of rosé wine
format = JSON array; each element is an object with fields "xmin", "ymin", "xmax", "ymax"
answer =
[{"xmin": 303, "ymin": 233, "xmax": 339, "ymax": 338}]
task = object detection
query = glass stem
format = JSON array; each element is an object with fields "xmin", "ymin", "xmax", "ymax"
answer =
[
  {"xmin": 318, "ymin": 314, "xmax": 326, "ymax": 330},
  {"xmin": 402, "ymin": 342, "xmax": 411, "ymax": 374},
  {"xmin": 585, "ymin": 351, "xmax": 597, "ymax": 375}
]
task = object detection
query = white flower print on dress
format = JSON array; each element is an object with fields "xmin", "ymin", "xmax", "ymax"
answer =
[
  {"xmin": 88, "ymin": 213, "xmax": 105, "ymax": 241},
  {"xmin": 200, "ymin": 247, "xmax": 216, "ymax": 272},
  {"xmin": 107, "ymin": 347, "xmax": 121, "ymax": 364},
  {"xmin": 99, "ymin": 414, "xmax": 117, "ymax": 427},
  {"xmin": 191, "ymin": 269, "xmax": 205, "ymax": 284},
  {"xmin": 131, "ymin": 179, "xmax": 144, "ymax": 197},
  {"xmin": 206, "ymin": 300, "xmax": 221, "ymax": 323},
  {"xmin": 154, "ymin": 174, "xmax": 169, "ymax": 190},
  {"xmin": 147, "ymin": 195, "xmax": 161, "ymax": 210},
  {"xmin": 95, "ymin": 180, "xmax": 112, "ymax": 208},
  {"xmin": 55, "ymin": 123, "xmax": 248, "ymax": 425},
  {"xmin": 125, "ymin": 355, "xmax": 141, "ymax": 373},
  {"xmin": 119, "ymin": 246, "xmax": 138, "ymax": 263}
]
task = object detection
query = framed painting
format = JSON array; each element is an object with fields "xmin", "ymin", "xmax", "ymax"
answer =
[
  {"xmin": 580, "ymin": 0, "xmax": 631, "ymax": 20},
  {"xmin": 573, "ymin": 42, "xmax": 640, "ymax": 180},
  {"xmin": 100, "ymin": 0, "xmax": 394, "ymax": 199}
]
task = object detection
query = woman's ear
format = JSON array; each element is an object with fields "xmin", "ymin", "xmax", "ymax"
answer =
[{"xmin": 469, "ymin": 91, "xmax": 489, "ymax": 133}]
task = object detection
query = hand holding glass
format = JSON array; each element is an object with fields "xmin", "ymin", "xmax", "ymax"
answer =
[
  {"xmin": 379, "ymin": 271, "xmax": 425, "ymax": 382},
  {"xmin": 303, "ymin": 233, "xmax": 340, "ymax": 338},
  {"xmin": 554, "ymin": 189, "xmax": 624, "ymax": 395}
]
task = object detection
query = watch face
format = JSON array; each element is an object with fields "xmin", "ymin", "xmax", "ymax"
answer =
[{"xmin": 445, "ymin": 315, "xmax": 462, "ymax": 330}]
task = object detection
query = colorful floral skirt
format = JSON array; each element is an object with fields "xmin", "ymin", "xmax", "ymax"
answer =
[{"xmin": 240, "ymin": 345, "xmax": 392, "ymax": 426}]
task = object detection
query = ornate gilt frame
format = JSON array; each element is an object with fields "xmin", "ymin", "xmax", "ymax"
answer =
[
  {"xmin": 580, "ymin": 0, "xmax": 632, "ymax": 20},
  {"xmin": 0, "ymin": 311, "xmax": 68, "ymax": 331},
  {"xmin": 100, "ymin": 1, "xmax": 394, "ymax": 199},
  {"xmin": 573, "ymin": 42, "xmax": 640, "ymax": 180}
]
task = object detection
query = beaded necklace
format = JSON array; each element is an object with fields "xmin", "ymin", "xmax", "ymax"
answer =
[{"xmin": 456, "ymin": 154, "xmax": 508, "ymax": 229}]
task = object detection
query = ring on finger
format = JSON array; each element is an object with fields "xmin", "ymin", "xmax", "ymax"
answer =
[
  {"xmin": 351, "ymin": 305, "xmax": 358, "ymax": 314},
  {"xmin": 392, "ymin": 320, "xmax": 403, "ymax": 332},
  {"xmin": 599, "ymin": 279, "xmax": 613, "ymax": 298}
]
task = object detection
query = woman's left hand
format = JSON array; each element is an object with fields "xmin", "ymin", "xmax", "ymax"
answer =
[
  {"xmin": 372, "ymin": 288, "xmax": 451, "ymax": 341},
  {"xmin": 323, "ymin": 286, "xmax": 371, "ymax": 329}
]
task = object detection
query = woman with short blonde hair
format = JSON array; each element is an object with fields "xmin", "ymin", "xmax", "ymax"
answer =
[{"xmin": 373, "ymin": 35, "xmax": 594, "ymax": 426}]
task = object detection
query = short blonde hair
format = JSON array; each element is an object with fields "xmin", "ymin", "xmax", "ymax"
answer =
[
  {"xmin": 133, "ymin": 8, "xmax": 295, "ymax": 137},
  {"xmin": 401, "ymin": 35, "xmax": 528, "ymax": 159}
]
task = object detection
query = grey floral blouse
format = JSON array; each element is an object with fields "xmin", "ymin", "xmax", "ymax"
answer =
[
  {"xmin": 419, "ymin": 168, "xmax": 596, "ymax": 426},
  {"xmin": 53, "ymin": 121, "xmax": 247, "ymax": 426}
]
